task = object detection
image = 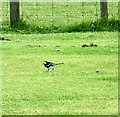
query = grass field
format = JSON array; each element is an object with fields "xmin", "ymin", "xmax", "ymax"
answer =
[{"xmin": 1, "ymin": 31, "xmax": 118, "ymax": 115}]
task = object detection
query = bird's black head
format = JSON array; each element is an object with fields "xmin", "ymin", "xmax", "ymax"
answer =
[{"xmin": 43, "ymin": 61, "xmax": 48, "ymax": 65}]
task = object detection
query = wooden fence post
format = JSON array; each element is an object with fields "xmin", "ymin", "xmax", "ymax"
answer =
[
  {"xmin": 10, "ymin": 0, "xmax": 20, "ymax": 26},
  {"xmin": 100, "ymin": 0, "xmax": 108, "ymax": 18}
]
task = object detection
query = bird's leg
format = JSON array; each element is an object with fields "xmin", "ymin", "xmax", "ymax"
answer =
[{"xmin": 47, "ymin": 68, "xmax": 50, "ymax": 71}]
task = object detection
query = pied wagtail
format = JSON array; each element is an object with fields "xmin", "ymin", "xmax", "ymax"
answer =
[{"xmin": 43, "ymin": 61, "xmax": 64, "ymax": 71}]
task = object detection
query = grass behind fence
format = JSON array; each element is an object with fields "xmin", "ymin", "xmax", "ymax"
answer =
[
  {"xmin": 1, "ymin": 2, "xmax": 119, "ymax": 33},
  {"xmin": 2, "ymin": 18, "xmax": 119, "ymax": 34}
]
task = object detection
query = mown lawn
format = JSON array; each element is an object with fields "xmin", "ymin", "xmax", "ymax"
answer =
[{"xmin": 1, "ymin": 32, "xmax": 118, "ymax": 115}]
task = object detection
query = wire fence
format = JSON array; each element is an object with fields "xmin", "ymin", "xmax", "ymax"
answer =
[{"xmin": 2, "ymin": 1, "xmax": 118, "ymax": 27}]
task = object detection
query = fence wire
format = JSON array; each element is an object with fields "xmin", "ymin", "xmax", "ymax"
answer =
[{"xmin": 1, "ymin": 1, "xmax": 118, "ymax": 27}]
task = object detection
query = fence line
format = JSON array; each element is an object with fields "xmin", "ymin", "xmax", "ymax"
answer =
[{"xmin": 2, "ymin": 1, "xmax": 118, "ymax": 27}]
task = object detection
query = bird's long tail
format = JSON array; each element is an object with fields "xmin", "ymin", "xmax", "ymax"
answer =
[{"xmin": 56, "ymin": 62, "xmax": 64, "ymax": 65}]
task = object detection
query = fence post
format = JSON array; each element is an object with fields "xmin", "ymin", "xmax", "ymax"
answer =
[
  {"xmin": 10, "ymin": 0, "xmax": 20, "ymax": 26},
  {"xmin": 100, "ymin": 0, "xmax": 108, "ymax": 18}
]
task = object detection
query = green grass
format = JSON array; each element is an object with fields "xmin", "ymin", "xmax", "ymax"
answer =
[
  {"xmin": 1, "ymin": 18, "xmax": 119, "ymax": 34},
  {"xmin": 1, "ymin": 32, "xmax": 118, "ymax": 115}
]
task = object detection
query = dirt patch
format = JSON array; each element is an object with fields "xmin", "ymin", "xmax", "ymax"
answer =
[
  {"xmin": 26, "ymin": 44, "xmax": 41, "ymax": 47},
  {"xmin": 82, "ymin": 43, "xmax": 98, "ymax": 47},
  {"xmin": 0, "ymin": 36, "xmax": 11, "ymax": 41},
  {"xmin": 55, "ymin": 45, "xmax": 61, "ymax": 47}
]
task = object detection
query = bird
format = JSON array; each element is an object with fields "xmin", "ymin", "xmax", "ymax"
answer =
[{"xmin": 43, "ymin": 61, "xmax": 64, "ymax": 71}]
